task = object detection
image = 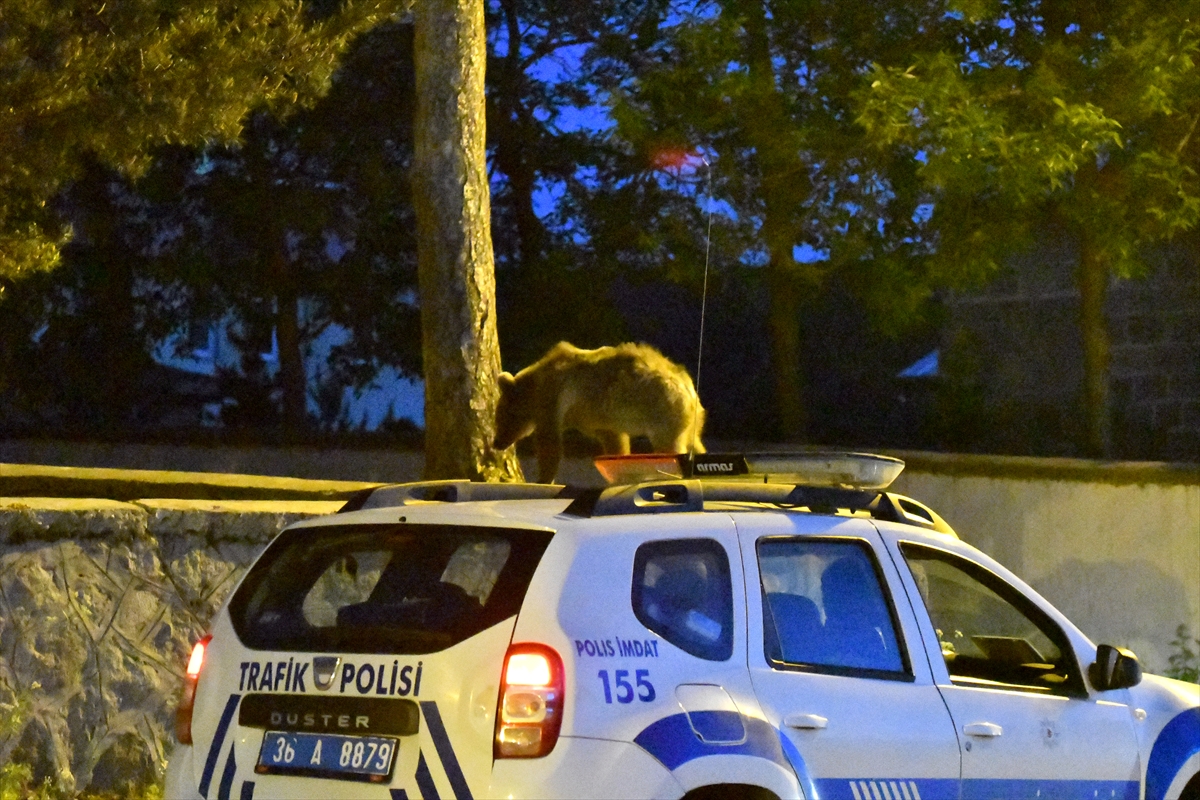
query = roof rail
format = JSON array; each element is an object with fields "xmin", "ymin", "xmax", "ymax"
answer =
[
  {"xmin": 874, "ymin": 493, "xmax": 956, "ymax": 536},
  {"xmin": 338, "ymin": 480, "xmax": 574, "ymax": 513},
  {"xmin": 561, "ymin": 480, "xmax": 957, "ymax": 537}
]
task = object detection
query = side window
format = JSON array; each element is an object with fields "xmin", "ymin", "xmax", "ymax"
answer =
[
  {"xmin": 757, "ymin": 538, "xmax": 909, "ymax": 677},
  {"xmin": 632, "ymin": 538, "xmax": 733, "ymax": 661},
  {"xmin": 900, "ymin": 544, "xmax": 1084, "ymax": 696}
]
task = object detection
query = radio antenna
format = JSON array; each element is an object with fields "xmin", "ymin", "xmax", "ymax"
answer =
[
  {"xmin": 689, "ymin": 154, "xmax": 714, "ymax": 461},
  {"xmin": 695, "ymin": 155, "xmax": 713, "ymax": 398}
]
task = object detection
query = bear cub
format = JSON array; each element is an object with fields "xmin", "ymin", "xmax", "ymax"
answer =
[{"xmin": 494, "ymin": 341, "xmax": 706, "ymax": 483}]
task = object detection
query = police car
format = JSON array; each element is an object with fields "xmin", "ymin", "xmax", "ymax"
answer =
[{"xmin": 165, "ymin": 452, "xmax": 1200, "ymax": 800}]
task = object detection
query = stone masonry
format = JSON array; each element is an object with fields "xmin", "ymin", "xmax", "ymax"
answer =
[{"xmin": 0, "ymin": 498, "xmax": 341, "ymax": 795}]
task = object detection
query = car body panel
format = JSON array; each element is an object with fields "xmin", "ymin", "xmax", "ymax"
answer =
[
  {"xmin": 183, "ymin": 617, "xmax": 515, "ymax": 799},
  {"xmin": 879, "ymin": 527, "xmax": 1154, "ymax": 798},
  {"xmin": 488, "ymin": 736, "xmax": 685, "ymax": 799},
  {"xmin": 543, "ymin": 513, "xmax": 747, "ymax": 745},
  {"xmin": 734, "ymin": 513, "xmax": 962, "ymax": 793},
  {"xmin": 165, "ymin": 478, "xmax": 1200, "ymax": 800},
  {"xmin": 1131, "ymin": 675, "xmax": 1200, "ymax": 800}
]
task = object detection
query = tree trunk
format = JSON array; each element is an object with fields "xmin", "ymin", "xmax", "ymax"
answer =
[
  {"xmin": 76, "ymin": 160, "xmax": 140, "ymax": 435},
  {"xmin": 744, "ymin": 0, "xmax": 809, "ymax": 440},
  {"xmin": 1078, "ymin": 234, "xmax": 1112, "ymax": 458},
  {"xmin": 413, "ymin": 0, "xmax": 523, "ymax": 481},
  {"xmin": 271, "ymin": 246, "xmax": 308, "ymax": 442},
  {"xmin": 764, "ymin": 251, "xmax": 807, "ymax": 440}
]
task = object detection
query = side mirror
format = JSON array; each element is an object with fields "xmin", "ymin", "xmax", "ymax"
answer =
[{"xmin": 1088, "ymin": 644, "xmax": 1142, "ymax": 692}]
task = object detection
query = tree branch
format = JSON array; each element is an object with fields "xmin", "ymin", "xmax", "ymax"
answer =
[
  {"xmin": 525, "ymin": 33, "xmax": 600, "ymax": 66},
  {"xmin": 1175, "ymin": 111, "xmax": 1199, "ymax": 157}
]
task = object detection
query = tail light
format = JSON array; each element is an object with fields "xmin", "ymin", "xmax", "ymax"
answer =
[
  {"xmin": 494, "ymin": 644, "xmax": 564, "ymax": 758},
  {"xmin": 175, "ymin": 635, "xmax": 212, "ymax": 744}
]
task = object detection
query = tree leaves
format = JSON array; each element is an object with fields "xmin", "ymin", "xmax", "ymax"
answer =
[
  {"xmin": 856, "ymin": 0, "xmax": 1199, "ymax": 264},
  {"xmin": 0, "ymin": 0, "xmax": 413, "ymax": 285}
]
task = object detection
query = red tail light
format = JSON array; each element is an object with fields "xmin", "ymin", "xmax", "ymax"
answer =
[
  {"xmin": 494, "ymin": 644, "xmax": 564, "ymax": 758},
  {"xmin": 176, "ymin": 635, "xmax": 212, "ymax": 744}
]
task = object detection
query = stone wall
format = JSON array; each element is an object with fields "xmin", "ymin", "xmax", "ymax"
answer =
[{"xmin": 0, "ymin": 498, "xmax": 341, "ymax": 795}]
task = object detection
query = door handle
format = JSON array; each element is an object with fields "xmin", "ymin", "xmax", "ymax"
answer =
[
  {"xmin": 963, "ymin": 722, "xmax": 1003, "ymax": 737},
  {"xmin": 784, "ymin": 713, "xmax": 828, "ymax": 730}
]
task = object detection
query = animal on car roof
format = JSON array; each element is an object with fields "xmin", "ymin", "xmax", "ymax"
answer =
[{"xmin": 494, "ymin": 341, "xmax": 706, "ymax": 483}]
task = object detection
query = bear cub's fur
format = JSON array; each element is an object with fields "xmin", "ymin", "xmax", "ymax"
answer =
[{"xmin": 494, "ymin": 342, "xmax": 706, "ymax": 483}]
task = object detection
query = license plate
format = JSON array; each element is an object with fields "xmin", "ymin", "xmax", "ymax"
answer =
[{"xmin": 256, "ymin": 731, "xmax": 398, "ymax": 782}]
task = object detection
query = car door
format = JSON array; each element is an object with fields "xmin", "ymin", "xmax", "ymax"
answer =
[
  {"xmin": 736, "ymin": 513, "xmax": 962, "ymax": 800},
  {"xmin": 892, "ymin": 538, "xmax": 1142, "ymax": 799}
]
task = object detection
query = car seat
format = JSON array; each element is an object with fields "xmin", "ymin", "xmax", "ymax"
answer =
[
  {"xmin": 819, "ymin": 556, "xmax": 902, "ymax": 671},
  {"xmin": 764, "ymin": 592, "xmax": 828, "ymax": 664}
]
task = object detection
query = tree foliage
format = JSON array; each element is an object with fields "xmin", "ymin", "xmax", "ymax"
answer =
[
  {"xmin": 140, "ymin": 21, "xmax": 421, "ymax": 439},
  {"xmin": 858, "ymin": 1, "xmax": 1199, "ymax": 271},
  {"xmin": 3, "ymin": 0, "xmax": 1194, "ymax": 459},
  {"xmin": 0, "ymin": 0, "xmax": 410, "ymax": 294},
  {"xmin": 484, "ymin": 0, "xmax": 675, "ymax": 369},
  {"xmin": 856, "ymin": 0, "xmax": 1200, "ymax": 454},
  {"xmin": 0, "ymin": 20, "xmax": 421, "ymax": 440},
  {"xmin": 606, "ymin": 0, "xmax": 965, "ymax": 439},
  {"xmin": 601, "ymin": 0, "xmax": 1197, "ymax": 450}
]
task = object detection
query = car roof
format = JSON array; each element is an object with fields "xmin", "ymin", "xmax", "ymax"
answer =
[{"xmin": 321, "ymin": 475, "xmax": 959, "ymax": 541}]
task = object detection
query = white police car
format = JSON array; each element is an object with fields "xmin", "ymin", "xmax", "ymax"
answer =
[{"xmin": 165, "ymin": 452, "xmax": 1200, "ymax": 800}]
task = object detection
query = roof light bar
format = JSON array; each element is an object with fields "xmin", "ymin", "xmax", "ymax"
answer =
[{"xmin": 594, "ymin": 452, "xmax": 905, "ymax": 490}]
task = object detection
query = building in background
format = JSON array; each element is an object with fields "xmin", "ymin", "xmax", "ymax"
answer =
[
  {"xmin": 153, "ymin": 315, "xmax": 424, "ymax": 432},
  {"xmin": 939, "ymin": 241, "xmax": 1199, "ymax": 461}
]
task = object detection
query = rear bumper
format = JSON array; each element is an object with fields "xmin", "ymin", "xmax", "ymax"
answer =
[
  {"xmin": 164, "ymin": 745, "xmax": 204, "ymax": 800},
  {"xmin": 488, "ymin": 735, "xmax": 684, "ymax": 799},
  {"xmin": 166, "ymin": 735, "xmax": 682, "ymax": 799}
]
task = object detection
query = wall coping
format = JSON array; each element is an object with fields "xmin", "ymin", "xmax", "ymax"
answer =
[
  {"xmin": 0, "ymin": 497, "xmax": 348, "ymax": 545},
  {"xmin": 135, "ymin": 498, "xmax": 348, "ymax": 514},
  {"xmin": 0, "ymin": 497, "xmax": 348, "ymax": 514},
  {"xmin": 0, "ymin": 462, "xmax": 379, "ymax": 500},
  {"xmin": 710, "ymin": 443, "xmax": 1200, "ymax": 486},
  {"xmin": 4, "ymin": 448, "xmax": 1199, "ymax": 502},
  {"xmin": 885, "ymin": 450, "xmax": 1200, "ymax": 486}
]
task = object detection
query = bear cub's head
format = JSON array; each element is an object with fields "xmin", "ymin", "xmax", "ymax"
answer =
[{"xmin": 494, "ymin": 371, "xmax": 538, "ymax": 450}]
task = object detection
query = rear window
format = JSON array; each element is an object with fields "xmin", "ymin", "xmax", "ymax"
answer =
[{"xmin": 229, "ymin": 524, "xmax": 553, "ymax": 654}]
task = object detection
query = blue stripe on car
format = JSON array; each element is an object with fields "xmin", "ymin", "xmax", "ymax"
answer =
[
  {"xmin": 415, "ymin": 750, "xmax": 440, "ymax": 800},
  {"xmin": 686, "ymin": 709, "xmax": 745, "ymax": 742},
  {"xmin": 634, "ymin": 712, "xmax": 792, "ymax": 772},
  {"xmin": 962, "ymin": 779, "xmax": 1139, "ymax": 799},
  {"xmin": 238, "ymin": 781, "xmax": 254, "ymax": 800},
  {"xmin": 635, "ymin": 714, "xmax": 958, "ymax": 800},
  {"xmin": 1146, "ymin": 707, "xmax": 1200, "ymax": 800},
  {"xmin": 637, "ymin": 712, "xmax": 1142, "ymax": 800},
  {"xmin": 199, "ymin": 694, "xmax": 241, "ymax": 798},
  {"xmin": 420, "ymin": 701, "xmax": 474, "ymax": 800},
  {"xmin": 774, "ymin": 727, "xmax": 819, "ymax": 800},
  {"xmin": 216, "ymin": 744, "xmax": 237, "ymax": 800},
  {"xmin": 809, "ymin": 778, "xmax": 1131, "ymax": 800}
]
